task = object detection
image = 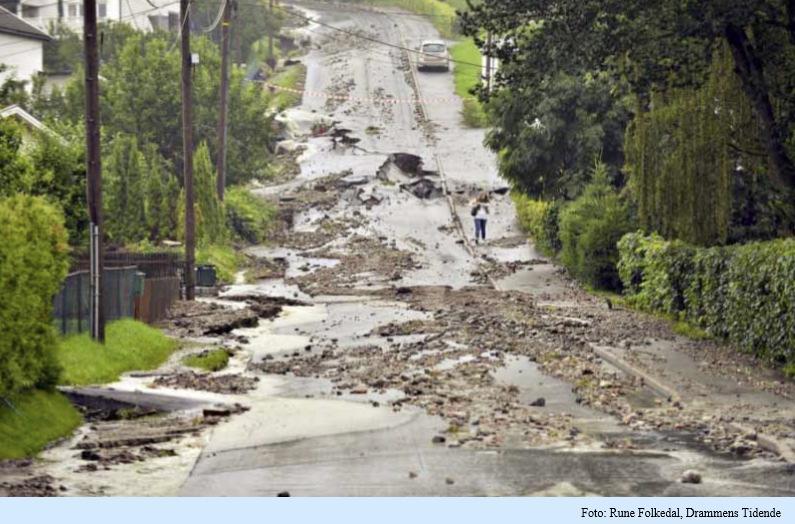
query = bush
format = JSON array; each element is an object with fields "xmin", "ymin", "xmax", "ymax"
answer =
[
  {"xmin": 512, "ymin": 193, "xmax": 561, "ymax": 256},
  {"xmin": 618, "ymin": 233, "xmax": 795, "ymax": 365},
  {"xmin": 617, "ymin": 232, "xmax": 695, "ymax": 314},
  {"xmin": 226, "ymin": 186, "xmax": 275, "ymax": 244},
  {"xmin": 0, "ymin": 195, "xmax": 70, "ymax": 398},
  {"xmin": 558, "ymin": 164, "xmax": 633, "ymax": 290}
]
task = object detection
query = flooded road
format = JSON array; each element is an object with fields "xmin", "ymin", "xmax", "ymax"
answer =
[
  {"xmin": 7, "ymin": 1, "xmax": 793, "ymax": 497},
  {"xmin": 180, "ymin": 2, "xmax": 795, "ymax": 496}
]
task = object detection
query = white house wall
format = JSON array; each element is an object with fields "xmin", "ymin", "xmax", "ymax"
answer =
[
  {"xmin": 17, "ymin": 0, "xmax": 179, "ymax": 33},
  {"xmin": 0, "ymin": 31, "xmax": 44, "ymax": 89}
]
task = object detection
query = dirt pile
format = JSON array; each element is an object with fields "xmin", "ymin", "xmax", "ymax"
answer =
[
  {"xmin": 152, "ymin": 372, "xmax": 259, "ymax": 394},
  {"xmin": 287, "ymin": 236, "xmax": 420, "ymax": 294},
  {"xmin": 165, "ymin": 301, "xmax": 259, "ymax": 337},
  {"xmin": 0, "ymin": 474, "xmax": 64, "ymax": 496}
]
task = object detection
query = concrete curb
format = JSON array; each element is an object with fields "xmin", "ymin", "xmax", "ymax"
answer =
[
  {"xmin": 590, "ymin": 345, "xmax": 682, "ymax": 403},
  {"xmin": 589, "ymin": 347, "xmax": 794, "ymax": 463}
]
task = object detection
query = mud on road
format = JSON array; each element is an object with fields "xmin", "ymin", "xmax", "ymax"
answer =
[{"xmin": 4, "ymin": 1, "xmax": 794, "ymax": 497}]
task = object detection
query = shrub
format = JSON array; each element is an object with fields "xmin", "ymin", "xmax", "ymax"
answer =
[
  {"xmin": 226, "ymin": 186, "xmax": 275, "ymax": 244},
  {"xmin": 512, "ymin": 193, "xmax": 561, "ymax": 256},
  {"xmin": 0, "ymin": 195, "xmax": 70, "ymax": 398},
  {"xmin": 617, "ymin": 232, "xmax": 695, "ymax": 314},
  {"xmin": 558, "ymin": 164, "xmax": 633, "ymax": 290},
  {"xmin": 618, "ymin": 233, "xmax": 795, "ymax": 365}
]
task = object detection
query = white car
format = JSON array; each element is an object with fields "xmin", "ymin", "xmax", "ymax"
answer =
[{"xmin": 417, "ymin": 40, "xmax": 450, "ymax": 72}]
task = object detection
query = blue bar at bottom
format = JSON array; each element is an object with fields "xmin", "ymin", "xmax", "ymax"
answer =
[{"xmin": 0, "ymin": 497, "xmax": 791, "ymax": 524}]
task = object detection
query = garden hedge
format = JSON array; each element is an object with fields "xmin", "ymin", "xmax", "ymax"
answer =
[
  {"xmin": 0, "ymin": 195, "xmax": 69, "ymax": 397},
  {"xmin": 618, "ymin": 232, "xmax": 795, "ymax": 365}
]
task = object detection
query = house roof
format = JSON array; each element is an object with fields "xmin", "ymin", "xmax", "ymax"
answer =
[
  {"xmin": 0, "ymin": 5, "xmax": 50, "ymax": 41},
  {"xmin": 1, "ymin": 103, "xmax": 47, "ymax": 132}
]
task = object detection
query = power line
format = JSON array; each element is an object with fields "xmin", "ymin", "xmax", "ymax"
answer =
[
  {"xmin": 199, "ymin": 0, "xmax": 228, "ymax": 33},
  {"xmin": 276, "ymin": 7, "xmax": 483, "ymax": 69}
]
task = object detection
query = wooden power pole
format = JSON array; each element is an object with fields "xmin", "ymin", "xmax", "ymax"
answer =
[
  {"xmin": 485, "ymin": 31, "xmax": 493, "ymax": 95},
  {"xmin": 181, "ymin": 0, "xmax": 196, "ymax": 300},
  {"xmin": 216, "ymin": 0, "xmax": 233, "ymax": 201},
  {"xmin": 267, "ymin": 0, "xmax": 275, "ymax": 69},
  {"xmin": 83, "ymin": 0, "xmax": 105, "ymax": 342}
]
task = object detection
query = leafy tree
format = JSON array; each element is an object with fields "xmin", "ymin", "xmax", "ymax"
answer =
[
  {"xmin": 27, "ymin": 131, "xmax": 89, "ymax": 246},
  {"xmin": 0, "ymin": 195, "xmax": 69, "ymax": 397},
  {"xmin": 143, "ymin": 143, "xmax": 179, "ymax": 242},
  {"xmin": 0, "ymin": 119, "xmax": 33, "ymax": 196},
  {"xmin": 181, "ymin": 142, "xmax": 227, "ymax": 245},
  {"xmin": 558, "ymin": 162, "xmax": 633, "ymax": 290},
  {"xmin": 61, "ymin": 32, "xmax": 273, "ymax": 186},
  {"xmin": 104, "ymin": 134, "xmax": 147, "ymax": 244},
  {"xmin": 462, "ymin": 0, "xmax": 795, "ymax": 191},
  {"xmin": 484, "ymin": 72, "xmax": 628, "ymax": 198}
]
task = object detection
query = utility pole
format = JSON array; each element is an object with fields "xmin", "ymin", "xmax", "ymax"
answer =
[
  {"xmin": 181, "ymin": 0, "xmax": 196, "ymax": 300},
  {"xmin": 484, "ymin": 31, "xmax": 493, "ymax": 95},
  {"xmin": 216, "ymin": 0, "xmax": 233, "ymax": 201},
  {"xmin": 267, "ymin": 0, "xmax": 275, "ymax": 69},
  {"xmin": 84, "ymin": 0, "xmax": 105, "ymax": 342}
]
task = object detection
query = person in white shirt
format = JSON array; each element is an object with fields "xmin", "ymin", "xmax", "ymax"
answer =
[{"xmin": 470, "ymin": 192, "xmax": 490, "ymax": 244}]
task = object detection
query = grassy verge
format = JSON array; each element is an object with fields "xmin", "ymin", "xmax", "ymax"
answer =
[
  {"xmin": 196, "ymin": 243, "xmax": 244, "ymax": 284},
  {"xmin": 183, "ymin": 349, "xmax": 230, "ymax": 372},
  {"xmin": 367, "ymin": 0, "xmax": 458, "ymax": 37},
  {"xmin": 450, "ymin": 39, "xmax": 488, "ymax": 127},
  {"xmin": 0, "ymin": 389, "xmax": 82, "ymax": 460},
  {"xmin": 267, "ymin": 63, "xmax": 307, "ymax": 111},
  {"xmin": 58, "ymin": 319, "xmax": 178, "ymax": 386}
]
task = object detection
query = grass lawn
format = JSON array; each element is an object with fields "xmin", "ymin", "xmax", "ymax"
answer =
[
  {"xmin": 450, "ymin": 39, "xmax": 488, "ymax": 128},
  {"xmin": 58, "ymin": 319, "xmax": 178, "ymax": 386},
  {"xmin": 268, "ymin": 63, "xmax": 307, "ymax": 111},
  {"xmin": 0, "ymin": 389, "xmax": 82, "ymax": 460},
  {"xmin": 183, "ymin": 349, "xmax": 230, "ymax": 372},
  {"xmin": 197, "ymin": 243, "xmax": 244, "ymax": 284}
]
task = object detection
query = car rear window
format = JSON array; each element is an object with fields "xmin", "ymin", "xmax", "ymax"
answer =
[{"xmin": 422, "ymin": 43, "xmax": 446, "ymax": 53}]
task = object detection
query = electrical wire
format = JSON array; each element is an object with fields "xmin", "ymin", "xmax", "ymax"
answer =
[
  {"xmin": 198, "ymin": 0, "xmax": 228, "ymax": 33},
  {"xmin": 275, "ymin": 6, "xmax": 483, "ymax": 69}
]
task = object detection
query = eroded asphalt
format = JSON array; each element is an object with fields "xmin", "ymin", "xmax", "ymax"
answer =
[{"xmin": 3, "ymin": 2, "xmax": 795, "ymax": 497}]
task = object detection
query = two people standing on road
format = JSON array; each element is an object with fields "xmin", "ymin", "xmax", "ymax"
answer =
[{"xmin": 470, "ymin": 192, "xmax": 490, "ymax": 244}]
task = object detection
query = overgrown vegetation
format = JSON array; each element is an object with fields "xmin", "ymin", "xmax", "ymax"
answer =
[
  {"xmin": 183, "ymin": 349, "xmax": 230, "ymax": 372},
  {"xmin": 0, "ymin": 390, "xmax": 82, "ymax": 460},
  {"xmin": 0, "ymin": 195, "xmax": 69, "ymax": 399},
  {"xmin": 558, "ymin": 164, "xmax": 633, "ymax": 290},
  {"xmin": 449, "ymin": 39, "xmax": 487, "ymax": 128},
  {"xmin": 226, "ymin": 186, "xmax": 276, "ymax": 244},
  {"xmin": 267, "ymin": 63, "xmax": 307, "ymax": 111},
  {"xmin": 58, "ymin": 319, "xmax": 178, "ymax": 386},
  {"xmin": 618, "ymin": 233, "xmax": 795, "ymax": 366},
  {"xmin": 511, "ymin": 193, "xmax": 560, "ymax": 256}
]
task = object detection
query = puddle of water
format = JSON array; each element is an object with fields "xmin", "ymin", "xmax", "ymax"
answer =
[
  {"xmin": 435, "ymin": 354, "xmax": 476, "ymax": 371},
  {"xmin": 494, "ymin": 356, "xmax": 604, "ymax": 417}
]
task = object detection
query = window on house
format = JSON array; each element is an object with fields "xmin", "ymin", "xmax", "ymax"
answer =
[
  {"xmin": 98, "ymin": 3, "xmax": 107, "ymax": 18},
  {"xmin": 68, "ymin": 3, "xmax": 82, "ymax": 18},
  {"xmin": 21, "ymin": 6, "xmax": 39, "ymax": 18}
]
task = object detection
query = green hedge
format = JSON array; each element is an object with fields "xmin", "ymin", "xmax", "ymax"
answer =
[
  {"xmin": 512, "ymin": 192, "xmax": 561, "ymax": 256},
  {"xmin": 0, "ymin": 195, "xmax": 70, "ymax": 398},
  {"xmin": 618, "ymin": 232, "xmax": 795, "ymax": 365}
]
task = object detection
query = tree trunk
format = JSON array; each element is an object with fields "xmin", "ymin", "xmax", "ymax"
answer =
[{"xmin": 724, "ymin": 23, "xmax": 795, "ymax": 190}]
